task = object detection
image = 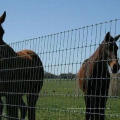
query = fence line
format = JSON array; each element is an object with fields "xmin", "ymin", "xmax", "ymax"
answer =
[{"xmin": 1, "ymin": 18, "xmax": 120, "ymax": 120}]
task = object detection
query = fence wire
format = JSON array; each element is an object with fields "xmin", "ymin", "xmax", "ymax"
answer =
[{"xmin": 1, "ymin": 19, "xmax": 120, "ymax": 120}]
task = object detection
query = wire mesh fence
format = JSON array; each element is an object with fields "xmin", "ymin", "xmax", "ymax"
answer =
[{"xmin": 1, "ymin": 19, "xmax": 120, "ymax": 120}]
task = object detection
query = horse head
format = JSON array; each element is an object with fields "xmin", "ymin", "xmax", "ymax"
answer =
[
  {"xmin": 0, "ymin": 12, "xmax": 17, "ymax": 59},
  {"xmin": 0, "ymin": 11, "xmax": 6, "ymax": 42},
  {"xmin": 104, "ymin": 32, "xmax": 120, "ymax": 73}
]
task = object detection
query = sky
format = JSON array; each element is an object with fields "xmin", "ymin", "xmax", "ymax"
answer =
[
  {"xmin": 0, "ymin": 0, "xmax": 120, "ymax": 74},
  {"xmin": 0, "ymin": 0, "xmax": 120, "ymax": 43}
]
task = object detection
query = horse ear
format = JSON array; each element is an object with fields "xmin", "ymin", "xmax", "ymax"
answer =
[
  {"xmin": 0, "ymin": 11, "xmax": 6, "ymax": 24},
  {"xmin": 114, "ymin": 35, "xmax": 120, "ymax": 41},
  {"xmin": 104, "ymin": 32, "xmax": 111, "ymax": 42}
]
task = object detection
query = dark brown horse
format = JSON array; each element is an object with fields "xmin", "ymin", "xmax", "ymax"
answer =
[
  {"xmin": 77, "ymin": 32, "xmax": 120, "ymax": 120},
  {"xmin": 0, "ymin": 12, "xmax": 44, "ymax": 120}
]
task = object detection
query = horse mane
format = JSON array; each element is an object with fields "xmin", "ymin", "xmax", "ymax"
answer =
[
  {"xmin": 0, "ymin": 41, "xmax": 18, "ymax": 59},
  {"xmin": 87, "ymin": 40, "xmax": 106, "ymax": 63}
]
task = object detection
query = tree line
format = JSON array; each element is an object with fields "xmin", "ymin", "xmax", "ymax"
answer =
[{"xmin": 44, "ymin": 72, "xmax": 76, "ymax": 79}]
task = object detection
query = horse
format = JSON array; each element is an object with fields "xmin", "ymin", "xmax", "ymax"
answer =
[
  {"xmin": 77, "ymin": 32, "xmax": 120, "ymax": 120},
  {"xmin": 0, "ymin": 11, "xmax": 44, "ymax": 120},
  {"xmin": 0, "ymin": 12, "xmax": 27, "ymax": 120}
]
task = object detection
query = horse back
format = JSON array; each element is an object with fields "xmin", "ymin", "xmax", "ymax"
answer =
[
  {"xmin": 17, "ymin": 49, "xmax": 40, "ymax": 63},
  {"xmin": 17, "ymin": 49, "xmax": 44, "ymax": 81}
]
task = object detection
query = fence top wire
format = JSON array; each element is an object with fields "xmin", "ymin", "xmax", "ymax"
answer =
[
  {"xmin": 3, "ymin": 18, "xmax": 119, "ymax": 75},
  {"xmin": 8, "ymin": 18, "xmax": 120, "ymax": 45}
]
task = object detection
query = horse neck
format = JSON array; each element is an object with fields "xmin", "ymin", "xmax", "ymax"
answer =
[
  {"xmin": 0, "ymin": 42, "xmax": 18, "ymax": 69},
  {"xmin": 90, "ymin": 42, "xmax": 107, "ymax": 63},
  {"xmin": 0, "ymin": 38, "xmax": 5, "ymax": 45},
  {"xmin": 8, "ymin": 45, "xmax": 17, "ymax": 56},
  {"xmin": 89, "ymin": 44, "xmax": 109, "ymax": 75},
  {"xmin": 1, "ymin": 41, "xmax": 17, "ymax": 58}
]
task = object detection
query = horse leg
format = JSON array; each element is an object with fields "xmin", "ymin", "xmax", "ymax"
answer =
[
  {"xmin": 92, "ymin": 94, "xmax": 107, "ymax": 120},
  {"xmin": 94, "ymin": 79, "xmax": 110, "ymax": 120},
  {"xmin": 86, "ymin": 84, "xmax": 109, "ymax": 120},
  {"xmin": 86, "ymin": 95, "xmax": 101, "ymax": 120},
  {"xmin": 94, "ymin": 96, "xmax": 101, "ymax": 120},
  {"xmin": 85, "ymin": 79, "xmax": 100, "ymax": 120},
  {"xmin": 19, "ymin": 96, "xmax": 27, "ymax": 120},
  {"xmin": 97, "ymin": 90, "xmax": 108, "ymax": 120},
  {"xmin": 13, "ymin": 95, "xmax": 27, "ymax": 120},
  {"xmin": 85, "ymin": 79, "xmax": 96, "ymax": 120},
  {"xmin": 86, "ymin": 91, "xmax": 105, "ymax": 120},
  {"xmin": 97, "ymin": 97, "xmax": 107, "ymax": 120},
  {"xmin": 27, "ymin": 94, "xmax": 39, "ymax": 120},
  {"xmin": 0, "ymin": 97, "xmax": 3, "ymax": 120},
  {"xmin": 85, "ymin": 95, "xmax": 91, "ymax": 120},
  {"xmin": 6, "ymin": 95, "xmax": 18, "ymax": 120}
]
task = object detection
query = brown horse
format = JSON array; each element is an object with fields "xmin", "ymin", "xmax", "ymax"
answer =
[
  {"xmin": 0, "ymin": 12, "xmax": 44, "ymax": 120},
  {"xmin": 77, "ymin": 32, "xmax": 120, "ymax": 120}
]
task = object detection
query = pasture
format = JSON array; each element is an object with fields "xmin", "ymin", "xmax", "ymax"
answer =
[{"xmin": 33, "ymin": 79, "xmax": 120, "ymax": 120}]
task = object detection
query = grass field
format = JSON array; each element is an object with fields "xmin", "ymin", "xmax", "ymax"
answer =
[{"xmin": 34, "ymin": 79, "xmax": 120, "ymax": 120}]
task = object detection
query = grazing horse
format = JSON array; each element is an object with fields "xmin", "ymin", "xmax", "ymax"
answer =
[
  {"xmin": 0, "ymin": 12, "xmax": 44, "ymax": 120},
  {"xmin": 77, "ymin": 32, "xmax": 120, "ymax": 120}
]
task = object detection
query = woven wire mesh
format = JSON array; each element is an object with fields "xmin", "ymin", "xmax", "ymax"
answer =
[{"xmin": 1, "ymin": 19, "xmax": 120, "ymax": 120}]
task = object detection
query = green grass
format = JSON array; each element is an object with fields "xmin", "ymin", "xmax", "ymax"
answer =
[
  {"xmin": 34, "ymin": 79, "xmax": 120, "ymax": 120},
  {"xmin": 3, "ymin": 79, "xmax": 120, "ymax": 120}
]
